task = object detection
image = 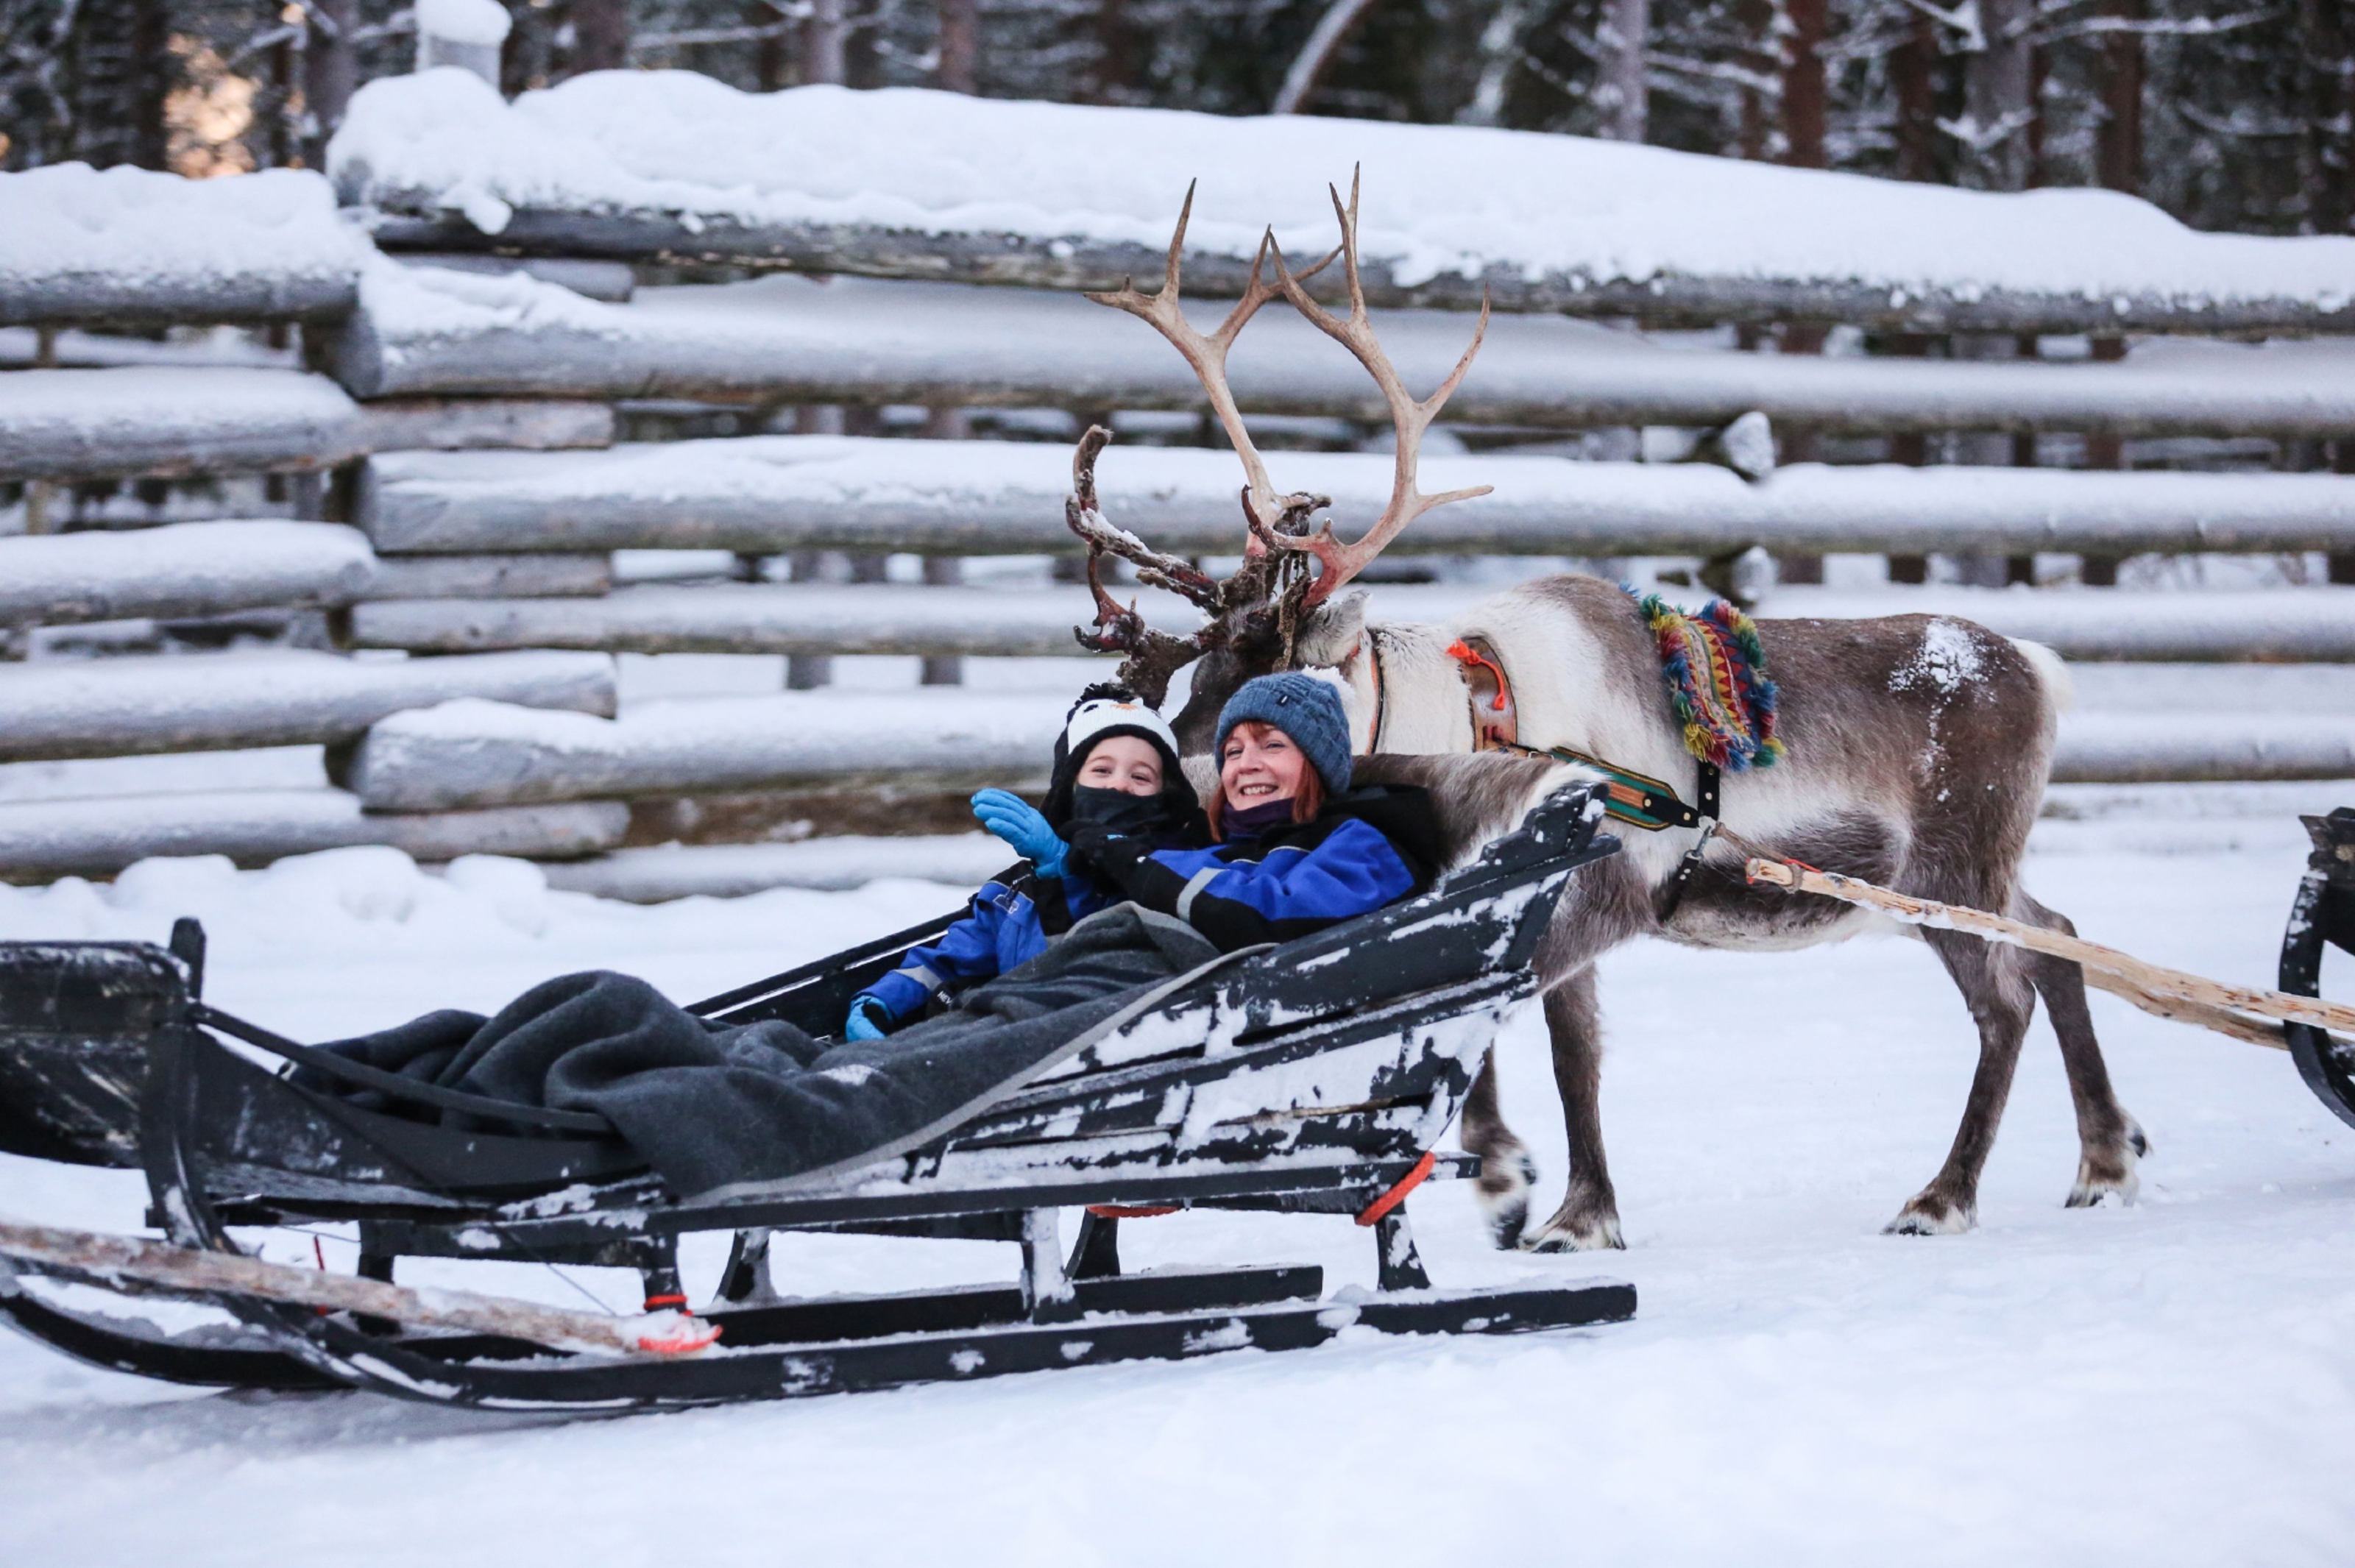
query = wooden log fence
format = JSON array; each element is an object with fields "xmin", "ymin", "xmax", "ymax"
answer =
[
  {"xmin": 338, "ymin": 270, "xmax": 2355, "ymax": 440},
  {"xmin": 342, "ymin": 692, "xmax": 2355, "ymax": 815},
  {"xmin": 0, "ymin": 792, "xmax": 629, "ymax": 881},
  {"xmin": 0, "ymin": 369, "xmax": 615, "ymax": 483},
  {"xmin": 345, "ymin": 581, "xmax": 2355, "ymax": 665},
  {"xmin": 0, "ymin": 522, "xmax": 377, "ymax": 631},
  {"xmin": 0, "ymin": 649, "xmax": 617, "ymax": 765},
  {"xmin": 357, "ymin": 437, "xmax": 2355, "ymax": 559}
]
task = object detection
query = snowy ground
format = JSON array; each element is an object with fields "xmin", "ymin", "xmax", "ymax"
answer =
[{"xmin": 2, "ymin": 827, "xmax": 2351, "ymax": 1564}]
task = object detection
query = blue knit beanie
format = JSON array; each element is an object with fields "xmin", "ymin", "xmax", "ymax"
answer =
[{"xmin": 1214, "ymin": 673, "xmax": 1353, "ymax": 795}]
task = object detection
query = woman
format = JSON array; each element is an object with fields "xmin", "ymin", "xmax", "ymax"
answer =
[
  {"xmin": 845, "ymin": 685, "xmax": 1208, "ymax": 1037},
  {"xmin": 1062, "ymin": 673, "xmax": 1445, "ymax": 951}
]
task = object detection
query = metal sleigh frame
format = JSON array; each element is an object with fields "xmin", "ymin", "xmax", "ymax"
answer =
[{"xmin": 0, "ymin": 784, "xmax": 1637, "ymax": 1410}]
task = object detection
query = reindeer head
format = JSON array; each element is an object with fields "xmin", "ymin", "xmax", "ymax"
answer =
[{"xmin": 1061, "ymin": 171, "xmax": 1492, "ymax": 752}]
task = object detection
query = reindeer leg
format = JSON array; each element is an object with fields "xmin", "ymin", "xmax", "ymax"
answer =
[
  {"xmin": 1888, "ymin": 927, "xmax": 2037, "ymax": 1235},
  {"xmin": 1521, "ymin": 969, "xmax": 1626, "ymax": 1252},
  {"xmin": 1459, "ymin": 1050, "xmax": 1539, "ymax": 1249},
  {"xmin": 2012, "ymin": 891, "xmax": 2149, "ymax": 1207}
]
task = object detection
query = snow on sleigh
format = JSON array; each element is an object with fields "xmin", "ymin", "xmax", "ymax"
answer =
[{"xmin": 0, "ymin": 780, "xmax": 1632, "ymax": 1410}]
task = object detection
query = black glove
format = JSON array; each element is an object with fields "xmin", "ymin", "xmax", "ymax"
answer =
[{"xmin": 1063, "ymin": 820, "xmax": 1152, "ymax": 884}]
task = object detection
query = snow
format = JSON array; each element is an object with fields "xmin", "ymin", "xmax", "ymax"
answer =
[
  {"xmin": 0, "ymin": 368, "xmax": 365, "ymax": 480},
  {"xmin": 0, "ymin": 521, "xmax": 376, "ymax": 629},
  {"xmin": 358, "ymin": 436, "xmax": 2355, "ymax": 560},
  {"xmin": 0, "ymin": 648, "xmax": 616, "ymax": 765},
  {"xmin": 0, "ymin": 325, "xmax": 297, "ymax": 372},
  {"xmin": 416, "ymin": 0, "xmax": 509, "ymax": 46},
  {"xmin": 0, "ymin": 792, "xmax": 628, "ymax": 877},
  {"xmin": 542, "ymin": 834, "xmax": 1015, "ymax": 900},
  {"xmin": 348, "ymin": 689, "xmax": 1066, "ymax": 809},
  {"xmin": 0, "ymin": 165, "xmax": 364, "ymax": 320},
  {"xmin": 338, "ymin": 266, "xmax": 2355, "ymax": 439},
  {"xmin": 330, "ymin": 70, "xmax": 2355, "ymax": 316},
  {"xmin": 4, "ymin": 831, "xmax": 2353, "ymax": 1562}
]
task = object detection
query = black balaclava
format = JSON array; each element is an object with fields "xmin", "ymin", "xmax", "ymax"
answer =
[{"xmin": 1041, "ymin": 684, "xmax": 1211, "ymax": 848}]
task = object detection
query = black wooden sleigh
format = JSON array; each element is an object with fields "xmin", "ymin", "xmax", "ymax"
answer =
[{"xmin": 0, "ymin": 784, "xmax": 1634, "ymax": 1410}]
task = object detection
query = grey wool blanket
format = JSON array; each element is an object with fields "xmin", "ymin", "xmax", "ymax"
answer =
[{"xmin": 298, "ymin": 906, "xmax": 1220, "ymax": 1197}]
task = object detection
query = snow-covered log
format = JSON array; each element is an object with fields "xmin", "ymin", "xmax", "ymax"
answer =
[
  {"xmin": 2051, "ymin": 717, "xmax": 2355, "ymax": 784},
  {"xmin": 338, "ymin": 269, "xmax": 2355, "ymax": 439},
  {"xmin": 390, "ymin": 252, "xmax": 636, "ymax": 302},
  {"xmin": 1758, "ymin": 587, "xmax": 2355, "ymax": 662},
  {"xmin": 357, "ymin": 553, "xmax": 612, "ymax": 602},
  {"xmin": 347, "ymin": 689, "xmax": 2355, "ymax": 811},
  {"xmin": 0, "ymin": 791, "xmax": 628, "ymax": 879},
  {"xmin": 346, "ymin": 581, "xmax": 2355, "ymax": 663},
  {"xmin": 329, "ymin": 71, "xmax": 2355, "ymax": 335},
  {"xmin": 347, "ymin": 692, "xmax": 1066, "ymax": 811},
  {"xmin": 0, "ymin": 369, "xmax": 366, "ymax": 482},
  {"xmin": 350, "ymin": 398, "xmax": 617, "ymax": 453},
  {"xmin": 0, "ymin": 166, "xmax": 363, "ymax": 328},
  {"xmin": 0, "ymin": 522, "xmax": 378, "ymax": 631},
  {"xmin": 0, "ymin": 650, "xmax": 617, "ymax": 765},
  {"xmin": 358, "ymin": 436, "xmax": 2355, "ymax": 558},
  {"xmin": 542, "ymin": 834, "xmax": 1016, "ymax": 901},
  {"xmin": 350, "ymin": 583, "xmax": 1141, "ymax": 656}
]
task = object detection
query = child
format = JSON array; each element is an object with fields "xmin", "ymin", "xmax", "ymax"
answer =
[
  {"xmin": 845, "ymin": 686, "xmax": 1208, "ymax": 1038},
  {"xmin": 1063, "ymin": 673, "xmax": 1445, "ymax": 951}
]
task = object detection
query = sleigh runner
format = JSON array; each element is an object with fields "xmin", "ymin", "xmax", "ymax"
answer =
[{"xmin": 0, "ymin": 782, "xmax": 1632, "ymax": 1408}]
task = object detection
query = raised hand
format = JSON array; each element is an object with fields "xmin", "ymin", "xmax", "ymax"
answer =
[{"xmin": 971, "ymin": 789, "xmax": 1066, "ymax": 880}]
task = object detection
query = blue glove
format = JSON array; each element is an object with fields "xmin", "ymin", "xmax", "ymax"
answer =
[
  {"xmin": 844, "ymin": 995, "xmax": 890, "ymax": 1042},
  {"xmin": 971, "ymin": 788, "xmax": 1066, "ymax": 879}
]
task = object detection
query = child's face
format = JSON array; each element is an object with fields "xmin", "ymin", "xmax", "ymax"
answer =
[
  {"xmin": 1078, "ymin": 734, "xmax": 1166, "ymax": 797},
  {"xmin": 1220, "ymin": 723, "xmax": 1307, "ymax": 811}
]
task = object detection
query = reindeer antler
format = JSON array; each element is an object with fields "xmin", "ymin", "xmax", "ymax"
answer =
[
  {"xmin": 1087, "ymin": 182, "xmax": 1335, "ymax": 551},
  {"xmin": 1063, "ymin": 425, "xmax": 1222, "ymax": 706},
  {"xmin": 1272, "ymin": 166, "xmax": 1492, "ymax": 607}
]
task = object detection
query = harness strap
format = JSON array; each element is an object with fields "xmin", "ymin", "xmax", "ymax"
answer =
[
  {"xmin": 1445, "ymin": 636, "xmax": 1520, "ymax": 751},
  {"xmin": 1354, "ymin": 1150, "xmax": 1438, "ymax": 1227},
  {"xmin": 1363, "ymin": 626, "xmax": 1390, "ymax": 753}
]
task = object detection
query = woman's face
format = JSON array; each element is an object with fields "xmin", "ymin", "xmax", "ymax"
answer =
[
  {"xmin": 1077, "ymin": 734, "xmax": 1166, "ymax": 797},
  {"xmin": 1220, "ymin": 723, "xmax": 1307, "ymax": 811}
]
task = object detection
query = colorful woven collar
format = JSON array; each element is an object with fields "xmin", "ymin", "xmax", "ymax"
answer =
[{"xmin": 1628, "ymin": 589, "xmax": 1786, "ymax": 772}]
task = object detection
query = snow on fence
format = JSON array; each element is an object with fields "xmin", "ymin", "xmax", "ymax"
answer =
[
  {"xmin": 346, "ymin": 581, "xmax": 2355, "ymax": 664},
  {"xmin": 0, "ymin": 522, "xmax": 378, "ymax": 630},
  {"xmin": 330, "ymin": 70, "xmax": 2355, "ymax": 335},
  {"xmin": 0, "ymin": 367, "xmax": 616, "ymax": 482},
  {"xmin": 0, "ymin": 792, "xmax": 628, "ymax": 881},
  {"xmin": 358, "ymin": 436, "xmax": 2355, "ymax": 559},
  {"xmin": 541, "ymin": 834, "xmax": 1016, "ymax": 901},
  {"xmin": 0, "ymin": 649, "xmax": 617, "ymax": 765},
  {"xmin": 0, "ymin": 165, "xmax": 364, "ymax": 328},
  {"xmin": 344, "ymin": 689, "xmax": 2355, "ymax": 814},
  {"xmin": 339, "ymin": 268, "xmax": 2355, "ymax": 441},
  {"xmin": 347, "ymin": 692, "xmax": 1066, "ymax": 812},
  {"xmin": 1760, "ymin": 589, "xmax": 2355, "ymax": 664},
  {"xmin": 361, "ymin": 552, "xmax": 613, "ymax": 600}
]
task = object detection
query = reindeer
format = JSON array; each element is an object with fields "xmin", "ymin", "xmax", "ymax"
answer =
[{"xmin": 1058, "ymin": 174, "xmax": 2148, "ymax": 1249}]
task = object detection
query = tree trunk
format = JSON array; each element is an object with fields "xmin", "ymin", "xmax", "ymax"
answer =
[
  {"xmin": 807, "ymin": 0, "xmax": 849, "ymax": 85},
  {"xmin": 1782, "ymin": 0, "xmax": 1827, "ymax": 169},
  {"xmin": 2304, "ymin": 0, "xmax": 2354, "ymax": 237},
  {"xmin": 1599, "ymin": 0, "xmax": 1649, "ymax": 142},
  {"xmin": 939, "ymin": 0, "xmax": 980, "ymax": 94},
  {"xmin": 571, "ymin": 0, "xmax": 631, "ymax": 74},
  {"xmin": 305, "ymin": 0, "xmax": 360, "ymax": 171},
  {"xmin": 1963, "ymin": 0, "xmax": 2036, "ymax": 190},
  {"xmin": 1893, "ymin": 12, "xmax": 1937, "ymax": 182},
  {"xmin": 2097, "ymin": 0, "xmax": 2145, "ymax": 196}
]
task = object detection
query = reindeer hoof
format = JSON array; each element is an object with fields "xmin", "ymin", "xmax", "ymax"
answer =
[
  {"xmin": 1475, "ymin": 1149, "xmax": 1540, "ymax": 1251},
  {"xmin": 1883, "ymin": 1195, "xmax": 1975, "ymax": 1236},
  {"xmin": 1519, "ymin": 1205, "xmax": 1625, "ymax": 1253},
  {"xmin": 2067, "ymin": 1118, "xmax": 2148, "ymax": 1208}
]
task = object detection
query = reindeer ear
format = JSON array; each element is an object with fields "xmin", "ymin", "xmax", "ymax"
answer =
[{"xmin": 1294, "ymin": 589, "xmax": 1370, "ymax": 670}]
